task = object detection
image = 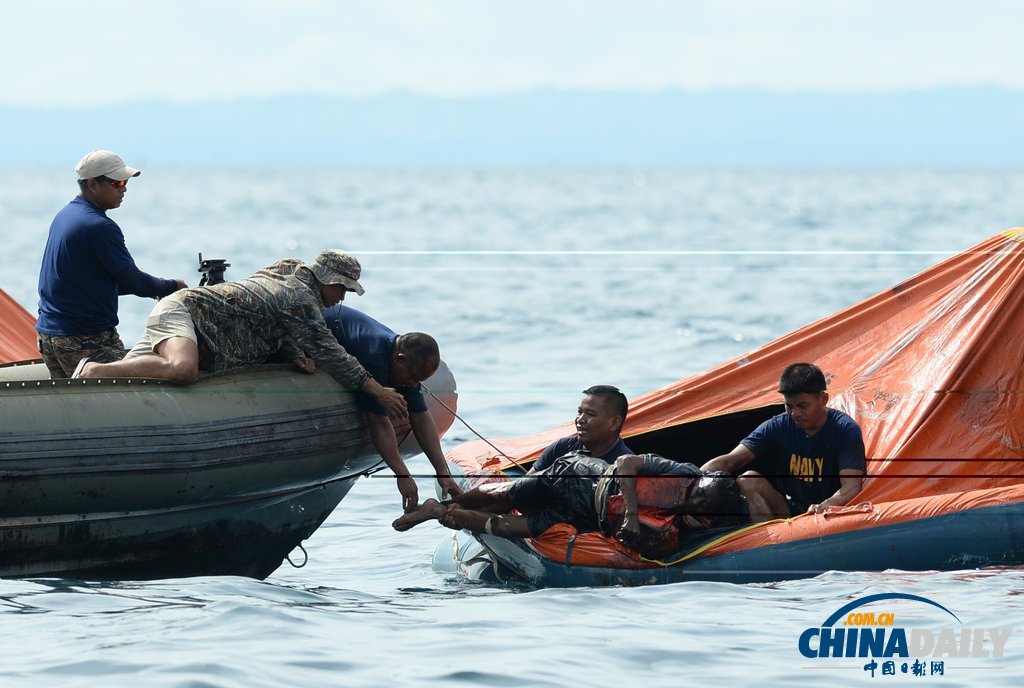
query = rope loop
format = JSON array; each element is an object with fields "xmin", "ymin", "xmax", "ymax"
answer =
[{"xmin": 286, "ymin": 542, "xmax": 309, "ymax": 568}]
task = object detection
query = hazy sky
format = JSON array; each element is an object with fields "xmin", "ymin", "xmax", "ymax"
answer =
[{"xmin": 3, "ymin": 1, "xmax": 1022, "ymax": 108}]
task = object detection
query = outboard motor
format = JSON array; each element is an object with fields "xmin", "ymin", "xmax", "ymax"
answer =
[{"xmin": 197, "ymin": 253, "xmax": 231, "ymax": 286}]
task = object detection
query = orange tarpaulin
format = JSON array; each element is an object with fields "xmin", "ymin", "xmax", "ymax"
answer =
[
  {"xmin": 0, "ymin": 288, "xmax": 39, "ymax": 364},
  {"xmin": 447, "ymin": 229, "xmax": 1024, "ymax": 535}
]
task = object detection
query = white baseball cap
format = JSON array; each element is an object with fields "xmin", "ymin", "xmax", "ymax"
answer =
[{"xmin": 75, "ymin": 150, "xmax": 141, "ymax": 181}]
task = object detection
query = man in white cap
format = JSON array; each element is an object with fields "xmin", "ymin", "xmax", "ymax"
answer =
[
  {"xmin": 77, "ymin": 249, "xmax": 409, "ymax": 420},
  {"xmin": 35, "ymin": 150, "xmax": 187, "ymax": 377}
]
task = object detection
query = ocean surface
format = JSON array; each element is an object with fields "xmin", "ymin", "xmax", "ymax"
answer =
[{"xmin": 2, "ymin": 167, "xmax": 1024, "ymax": 687}]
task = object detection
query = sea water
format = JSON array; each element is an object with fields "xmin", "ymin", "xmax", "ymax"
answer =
[{"xmin": 1, "ymin": 167, "xmax": 1024, "ymax": 687}]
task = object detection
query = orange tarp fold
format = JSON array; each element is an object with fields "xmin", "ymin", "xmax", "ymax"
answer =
[{"xmin": 0, "ymin": 288, "xmax": 39, "ymax": 364}]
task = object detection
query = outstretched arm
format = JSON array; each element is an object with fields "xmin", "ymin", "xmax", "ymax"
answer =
[
  {"xmin": 114, "ymin": 265, "xmax": 184, "ymax": 299},
  {"xmin": 361, "ymin": 377, "xmax": 409, "ymax": 422},
  {"xmin": 364, "ymin": 412, "xmax": 418, "ymax": 512},
  {"xmin": 701, "ymin": 444, "xmax": 756, "ymax": 474},
  {"xmin": 612, "ymin": 454, "xmax": 646, "ymax": 545},
  {"xmin": 409, "ymin": 410, "xmax": 463, "ymax": 499}
]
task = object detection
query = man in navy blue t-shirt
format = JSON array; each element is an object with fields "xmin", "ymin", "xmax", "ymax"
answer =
[
  {"xmin": 35, "ymin": 150, "xmax": 185, "ymax": 377},
  {"xmin": 324, "ymin": 304, "xmax": 462, "ymax": 511},
  {"xmin": 527, "ymin": 385, "xmax": 634, "ymax": 474},
  {"xmin": 701, "ymin": 363, "xmax": 866, "ymax": 523}
]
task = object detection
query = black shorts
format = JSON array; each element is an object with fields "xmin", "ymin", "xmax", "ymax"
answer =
[
  {"xmin": 784, "ymin": 494, "xmax": 810, "ymax": 517},
  {"xmin": 508, "ymin": 454, "xmax": 607, "ymax": 536}
]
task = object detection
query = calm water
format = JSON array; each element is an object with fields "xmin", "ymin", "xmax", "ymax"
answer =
[{"xmin": 2, "ymin": 167, "xmax": 1024, "ymax": 687}]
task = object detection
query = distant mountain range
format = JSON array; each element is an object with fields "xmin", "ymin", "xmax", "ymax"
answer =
[{"xmin": 3, "ymin": 87, "xmax": 1023, "ymax": 166}]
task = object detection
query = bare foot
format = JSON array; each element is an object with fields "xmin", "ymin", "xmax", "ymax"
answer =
[{"xmin": 392, "ymin": 498, "xmax": 446, "ymax": 532}]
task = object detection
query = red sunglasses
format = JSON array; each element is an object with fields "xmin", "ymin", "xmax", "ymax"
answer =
[{"xmin": 96, "ymin": 177, "xmax": 127, "ymax": 189}]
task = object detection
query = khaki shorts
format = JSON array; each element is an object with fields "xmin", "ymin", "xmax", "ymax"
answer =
[{"xmin": 127, "ymin": 293, "xmax": 197, "ymax": 357}]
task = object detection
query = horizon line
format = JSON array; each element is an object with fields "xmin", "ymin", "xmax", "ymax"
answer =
[{"xmin": 2, "ymin": 83, "xmax": 1023, "ymax": 111}]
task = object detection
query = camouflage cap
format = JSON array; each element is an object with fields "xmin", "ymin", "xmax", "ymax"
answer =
[{"xmin": 307, "ymin": 249, "xmax": 365, "ymax": 295}]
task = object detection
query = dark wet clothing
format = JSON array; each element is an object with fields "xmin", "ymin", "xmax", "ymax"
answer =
[
  {"xmin": 508, "ymin": 452, "xmax": 701, "ymax": 538},
  {"xmin": 532, "ymin": 435, "xmax": 634, "ymax": 472}
]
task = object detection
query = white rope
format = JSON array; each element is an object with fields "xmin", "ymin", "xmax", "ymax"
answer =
[{"xmin": 421, "ymin": 383, "xmax": 531, "ymax": 474}]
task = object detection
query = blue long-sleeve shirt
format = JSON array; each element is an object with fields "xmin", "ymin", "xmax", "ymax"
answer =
[{"xmin": 36, "ymin": 196, "xmax": 177, "ymax": 335}]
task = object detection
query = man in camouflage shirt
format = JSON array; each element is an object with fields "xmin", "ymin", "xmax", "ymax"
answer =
[{"xmin": 77, "ymin": 249, "xmax": 407, "ymax": 420}]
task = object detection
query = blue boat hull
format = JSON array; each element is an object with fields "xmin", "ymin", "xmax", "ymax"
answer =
[{"xmin": 435, "ymin": 501, "xmax": 1024, "ymax": 587}]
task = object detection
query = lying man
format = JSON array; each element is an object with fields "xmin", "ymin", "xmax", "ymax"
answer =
[
  {"xmin": 323, "ymin": 303, "xmax": 463, "ymax": 511},
  {"xmin": 393, "ymin": 452, "xmax": 748, "ymax": 559}
]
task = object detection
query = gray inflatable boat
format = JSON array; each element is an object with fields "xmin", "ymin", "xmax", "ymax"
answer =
[{"xmin": 0, "ymin": 360, "xmax": 457, "ymax": 580}]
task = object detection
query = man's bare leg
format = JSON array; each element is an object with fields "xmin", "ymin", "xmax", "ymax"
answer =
[
  {"xmin": 447, "ymin": 482, "xmax": 515, "ymax": 511},
  {"xmin": 441, "ymin": 510, "xmax": 532, "ymax": 538},
  {"xmin": 392, "ymin": 497, "xmax": 533, "ymax": 538},
  {"xmin": 737, "ymin": 471, "xmax": 792, "ymax": 523},
  {"xmin": 80, "ymin": 336, "xmax": 200, "ymax": 383}
]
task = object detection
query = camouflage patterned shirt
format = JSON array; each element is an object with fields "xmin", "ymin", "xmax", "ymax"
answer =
[{"xmin": 179, "ymin": 259, "xmax": 369, "ymax": 389}]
